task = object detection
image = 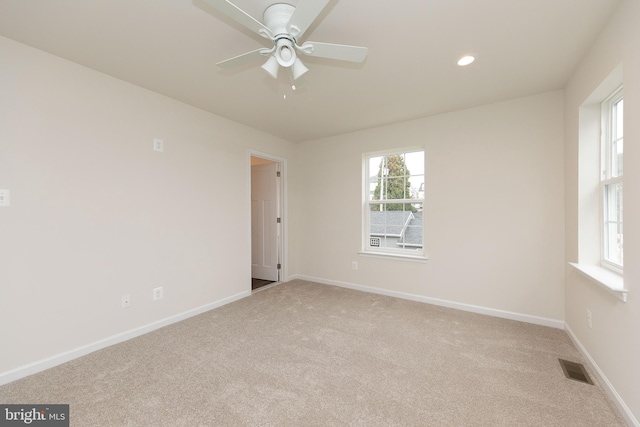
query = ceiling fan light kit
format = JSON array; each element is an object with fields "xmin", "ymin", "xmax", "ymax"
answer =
[
  {"xmin": 274, "ymin": 37, "xmax": 296, "ymax": 67},
  {"xmin": 204, "ymin": 0, "xmax": 368, "ymax": 81},
  {"xmin": 261, "ymin": 55, "xmax": 280, "ymax": 79},
  {"xmin": 291, "ymin": 57, "xmax": 309, "ymax": 80}
]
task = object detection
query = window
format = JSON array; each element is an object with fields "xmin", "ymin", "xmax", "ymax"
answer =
[
  {"xmin": 363, "ymin": 149, "xmax": 425, "ymax": 258},
  {"xmin": 601, "ymin": 87, "xmax": 623, "ymax": 270},
  {"xmin": 573, "ymin": 69, "xmax": 626, "ymax": 301}
]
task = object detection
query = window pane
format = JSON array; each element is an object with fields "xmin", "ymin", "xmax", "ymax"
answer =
[
  {"xmin": 604, "ymin": 182, "xmax": 623, "ymax": 265},
  {"xmin": 385, "ymin": 154, "xmax": 407, "ymax": 178},
  {"xmin": 368, "ymin": 156, "xmax": 384, "ymax": 201},
  {"xmin": 615, "ymin": 99, "xmax": 623, "ymax": 139},
  {"xmin": 401, "ymin": 206, "xmax": 423, "ymax": 249},
  {"xmin": 404, "ymin": 151, "xmax": 424, "ymax": 175},
  {"xmin": 611, "ymin": 98, "xmax": 623, "ymax": 178},
  {"xmin": 405, "ymin": 151, "xmax": 424, "ymax": 200},
  {"xmin": 369, "ymin": 203, "xmax": 423, "ymax": 250},
  {"xmin": 384, "ymin": 176, "xmax": 406, "ymax": 200},
  {"xmin": 369, "ymin": 204, "xmax": 406, "ymax": 249},
  {"xmin": 410, "ymin": 175, "xmax": 425, "ymax": 199},
  {"xmin": 612, "ymin": 137, "xmax": 623, "ymax": 178},
  {"xmin": 370, "ymin": 153, "xmax": 424, "ymax": 202}
]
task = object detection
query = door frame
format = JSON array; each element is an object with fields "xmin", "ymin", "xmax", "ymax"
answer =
[{"xmin": 248, "ymin": 150, "xmax": 287, "ymax": 287}]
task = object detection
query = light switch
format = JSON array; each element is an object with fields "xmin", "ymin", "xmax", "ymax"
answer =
[
  {"xmin": 153, "ymin": 138, "xmax": 164, "ymax": 152},
  {"xmin": 0, "ymin": 189, "xmax": 10, "ymax": 207}
]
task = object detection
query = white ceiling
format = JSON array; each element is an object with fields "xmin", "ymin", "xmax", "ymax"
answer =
[{"xmin": 0, "ymin": 0, "xmax": 620, "ymax": 142}]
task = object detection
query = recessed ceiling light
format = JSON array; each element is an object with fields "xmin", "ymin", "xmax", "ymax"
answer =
[{"xmin": 457, "ymin": 55, "xmax": 475, "ymax": 66}]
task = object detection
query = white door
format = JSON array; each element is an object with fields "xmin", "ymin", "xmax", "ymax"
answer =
[{"xmin": 251, "ymin": 162, "xmax": 279, "ymax": 281}]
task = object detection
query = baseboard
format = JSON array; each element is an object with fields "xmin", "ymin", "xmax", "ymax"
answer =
[
  {"xmin": 564, "ymin": 323, "xmax": 639, "ymax": 427},
  {"xmin": 0, "ymin": 290, "xmax": 251, "ymax": 386},
  {"xmin": 290, "ymin": 274, "xmax": 565, "ymax": 329}
]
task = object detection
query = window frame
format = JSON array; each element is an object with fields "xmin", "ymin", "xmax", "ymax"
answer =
[
  {"xmin": 362, "ymin": 148, "xmax": 426, "ymax": 260},
  {"xmin": 600, "ymin": 86, "xmax": 623, "ymax": 272}
]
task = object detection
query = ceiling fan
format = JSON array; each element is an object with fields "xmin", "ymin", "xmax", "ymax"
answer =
[{"xmin": 203, "ymin": 0, "xmax": 368, "ymax": 80}]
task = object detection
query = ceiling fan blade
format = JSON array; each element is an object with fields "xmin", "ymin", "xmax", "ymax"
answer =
[
  {"xmin": 299, "ymin": 42, "xmax": 368, "ymax": 63},
  {"xmin": 202, "ymin": 0, "xmax": 273, "ymax": 39},
  {"xmin": 217, "ymin": 48, "xmax": 272, "ymax": 69},
  {"xmin": 286, "ymin": 0, "xmax": 330, "ymax": 39}
]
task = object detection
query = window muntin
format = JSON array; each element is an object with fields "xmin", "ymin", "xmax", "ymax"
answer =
[
  {"xmin": 364, "ymin": 150, "xmax": 425, "ymax": 257},
  {"xmin": 601, "ymin": 89, "xmax": 623, "ymax": 269}
]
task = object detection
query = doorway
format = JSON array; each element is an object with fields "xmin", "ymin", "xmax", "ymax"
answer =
[{"xmin": 250, "ymin": 155, "xmax": 284, "ymax": 290}]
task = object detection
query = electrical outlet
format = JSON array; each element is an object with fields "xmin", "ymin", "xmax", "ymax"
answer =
[
  {"xmin": 352, "ymin": 261, "xmax": 358, "ymax": 270},
  {"xmin": 153, "ymin": 138, "xmax": 164, "ymax": 152},
  {"xmin": 586, "ymin": 309, "xmax": 592, "ymax": 329},
  {"xmin": 0, "ymin": 189, "xmax": 10, "ymax": 207},
  {"xmin": 153, "ymin": 286, "xmax": 163, "ymax": 301},
  {"xmin": 121, "ymin": 294, "xmax": 131, "ymax": 308}
]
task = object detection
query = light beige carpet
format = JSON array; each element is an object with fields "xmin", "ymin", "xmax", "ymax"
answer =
[{"xmin": 0, "ymin": 280, "xmax": 627, "ymax": 426}]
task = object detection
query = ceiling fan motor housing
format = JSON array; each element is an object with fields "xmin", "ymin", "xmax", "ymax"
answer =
[
  {"xmin": 264, "ymin": 4, "xmax": 298, "ymax": 68},
  {"xmin": 263, "ymin": 3, "xmax": 296, "ymax": 36}
]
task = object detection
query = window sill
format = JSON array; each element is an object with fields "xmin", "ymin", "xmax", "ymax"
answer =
[
  {"xmin": 569, "ymin": 262, "xmax": 627, "ymax": 302},
  {"xmin": 359, "ymin": 251, "xmax": 429, "ymax": 263}
]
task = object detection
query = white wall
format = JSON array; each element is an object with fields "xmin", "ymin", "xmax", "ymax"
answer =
[
  {"xmin": 564, "ymin": 0, "xmax": 640, "ymax": 423},
  {"xmin": 0, "ymin": 36, "xmax": 294, "ymax": 376},
  {"xmin": 293, "ymin": 91, "xmax": 566, "ymax": 322}
]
